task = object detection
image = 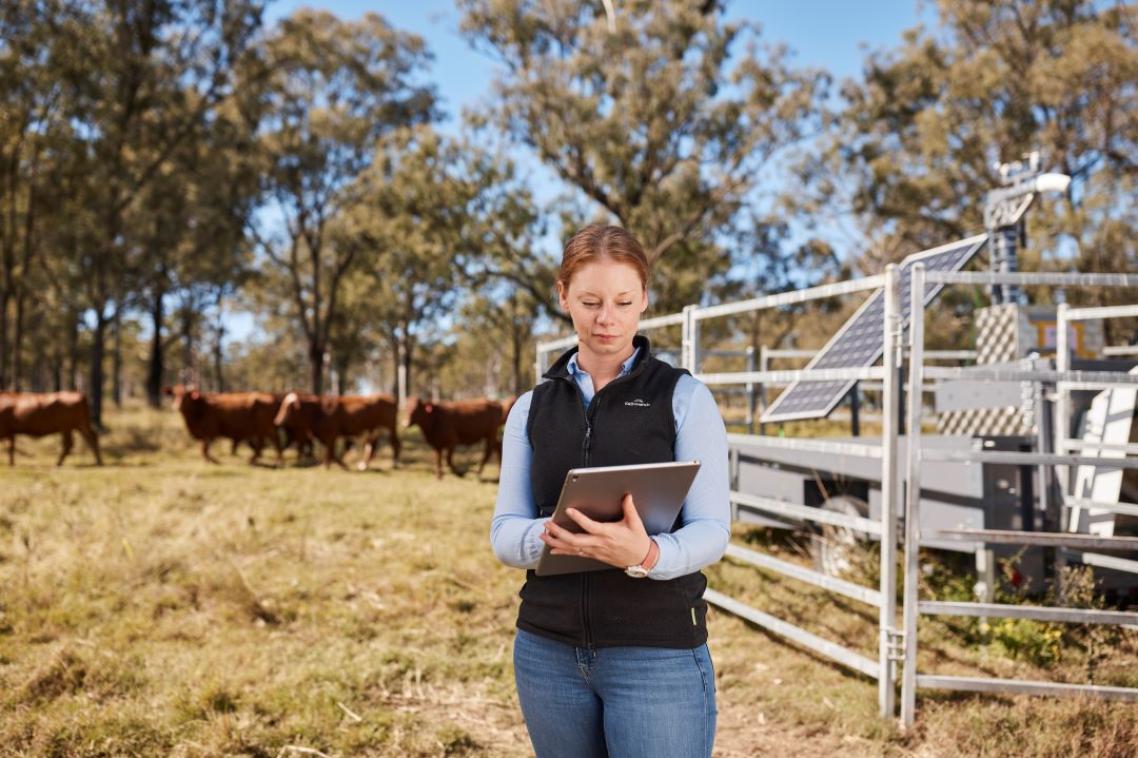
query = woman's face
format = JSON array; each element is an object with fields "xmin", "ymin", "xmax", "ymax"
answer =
[{"xmin": 558, "ymin": 258, "xmax": 648, "ymax": 360}]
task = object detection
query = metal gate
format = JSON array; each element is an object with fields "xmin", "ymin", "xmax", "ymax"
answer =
[{"xmin": 900, "ymin": 267, "xmax": 1138, "ymax": 727}]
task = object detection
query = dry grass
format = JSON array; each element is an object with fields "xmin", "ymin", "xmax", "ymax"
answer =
[{"xmin": 0, "ymin": 403, "xmax": 1135, "ymax": 756}]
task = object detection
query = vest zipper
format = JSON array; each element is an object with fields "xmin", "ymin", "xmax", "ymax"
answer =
[
  {"xmin": 582, "ymin": 421, "xmax": 592, "ymax": 465},
  {"xmin": 580, "ymin": 390, "xmax": 593, "ymax": 647},
  {"xmin": 562, "ymin": 367, "xmax": 638, "ymax": 650}
]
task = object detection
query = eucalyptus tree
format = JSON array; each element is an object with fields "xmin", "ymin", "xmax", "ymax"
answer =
[
  {"xmin": 458, "ymin": 0, "xmax": 829, "ymax": 313},
  {"xmin": 456, "ymin": 287, "xmax": 540, "ymax": 395},
  {"xmin": 32, "ymin": 0, "xmax": 263, "ymax": 425},
  {"xmin": 341, "ymin": 126, "xmax": 478, "ymax": 400},
  {"xmin": 246, "ymin": 9, "xmax": 437, "ymax": 395},
  {"xmin": 138, "ymin": 93, "xmax": 260, "ymax": 406},
  {"xmin": 798, "ymin": 0, "xmax": 1138, "ymax": 338},
  {"xmin": 0, "ymin": 0, "xmax": 65, "ymax": 390}
]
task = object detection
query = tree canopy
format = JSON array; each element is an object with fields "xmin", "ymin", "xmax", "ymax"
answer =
[{"xmin": 1, "ymin": 0, "xmax": 1134, "ymax": 405}]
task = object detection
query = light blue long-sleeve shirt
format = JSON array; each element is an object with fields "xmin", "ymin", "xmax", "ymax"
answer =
[{"xmin": 490, "ymin": 348, "xmax": 731, "ymax": 581}]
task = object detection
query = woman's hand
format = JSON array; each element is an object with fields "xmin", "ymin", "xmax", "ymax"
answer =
[{"xmin": 541, "ymin": 494, "xmax": 653, "ymax": 569}]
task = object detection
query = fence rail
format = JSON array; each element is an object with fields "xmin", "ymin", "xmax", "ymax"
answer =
[
  {"xmin": 919, "ymin": 601, "xmax": 1138, "ymax": 626},
  {"xmin": 725, "ymin": 433, "xmax": 883, "ymax": 459},
  {"xmin": 725, "ymin": 544, "xmax": 882, "ymax": 607},
  {"xmin": 732, "ymin": 491, "xmax": 882, "ymax": 535},
  {"xmin": 925, "ymin": 271, "xmax": 1138, "ymax": 287},
  {"xmin": 915, "ymin": 675, "xmax": 1138, "ymax": 701},
  {"xmin": 703, "ymin": 589, "xmax": 881, "ymax": 679}
]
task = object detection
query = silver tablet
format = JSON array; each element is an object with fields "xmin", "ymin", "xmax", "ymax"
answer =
[{"xmin": 535, "ymin": 460, "xmax": 701, "ymax": 577}]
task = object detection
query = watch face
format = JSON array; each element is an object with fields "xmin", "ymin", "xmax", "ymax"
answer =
[{"xmin": 625, "ymin": 565, "xmax": 649, "ymax": 578}]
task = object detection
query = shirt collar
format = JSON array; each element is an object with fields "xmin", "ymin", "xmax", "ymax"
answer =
[{"xmin": 567, "ymin": 346, "xmax": 641, "ymax": 378}]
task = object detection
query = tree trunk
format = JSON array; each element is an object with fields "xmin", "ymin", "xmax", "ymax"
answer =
[
  {"xmin": 89, "ymin": 308, "xmax": 107, "ymax": 429},
  {"xmin": 29, "ymin": 330, "xmax": 44, "ymax": 392},
  {"xmin": 401, "ymin": 334, "xmax": 414, "ymax": 402},
  {"xmin": 511, "ymin": 325, "xmax": 524, "ymax": 395},
  {"xmin": 389, "ymin": 336, "xmax": 401, "ymax": 399},
  {"xmin": 181, "ymin": 303, "xmax": 195, "ymax": 386},
  {"xmin": 309, "ymin": 339, "xmax": 325, "ymax": 396},
  {"xmin": 0, "ymin": 289, "xmax": 8, "ymax": 390},
  {"xmin": 212, "ymin": 332, "xmax": 225, "ymax": 393},
  {"xmin": 12, "ymin": 288, "xmax": 26, "ymax": 391},
  {"xmin": 112, "ymin": 306, "xmax": 123, "ymax": 407},
  {"xmin": 67, "ymin": 310, "xmax": 80, "ymax": 391},
  {"xmin": 146, "ymin": 287, "xmax": 165, "ymax": 407}
]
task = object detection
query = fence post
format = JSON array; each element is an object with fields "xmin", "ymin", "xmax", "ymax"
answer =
[
  {"xmin": 681, "ymin": 305, "xmax": 700, "ymax": 372},
  {"xmin": 758, "ymin": 346, "xmax": 768, "ymax": 435},
  {"xmin": 745, "ymin": 345, "xmax": 756, "ymax": 433},
  {"xmin": 901, "ymin": 263, "xmax": 927, "ymax": 728},
  {"xmin": 878, "ymin": 264, "xmax": 901, "ymax": 718},
  {"xmin": 1055, "ymin": 302, "xmax": 1070, "ymax": 521}
]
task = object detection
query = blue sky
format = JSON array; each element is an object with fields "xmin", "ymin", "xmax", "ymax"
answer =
[
  {"xmin": 265, "ymin": 1, "xmax": 928, "ymax": 128},
  {"xmin": 232, "ymin": 0, "xmax": 928, "ymax": 342}
]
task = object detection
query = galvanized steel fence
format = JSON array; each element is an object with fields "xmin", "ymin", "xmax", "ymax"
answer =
[
  {"xmin": 534, "ymin": 264, "xmax": 1138, "ymax": 727},
  {"xmin": 900, "ymin": 266, "xmax": 1138, "ymax": 727},
  {"xmin": 537, "ymin": 268, "xmax": 905, "ymax": 718}
]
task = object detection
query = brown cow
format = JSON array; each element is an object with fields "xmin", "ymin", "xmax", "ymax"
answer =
[
  {"xmin": 164, "ymin": 386, "xmax": 282, "ymax": 465},
  {"xmin": 501, "ymin": 394, "xmax": 518, "ymax": 424},
  {"xmin": 273, "ymin": 392, "xmax": 400, "ymax": 470},
  {"xmin": 230, "ymin": 393, "xmax": 314, "ymax": 462},
  {"xmin": 404, "ymin": 397, "xmax": 505, "ymax": 479},
  {"xmin": 0, "ymin": 391, "xmax": 102, "ymax": 466}
]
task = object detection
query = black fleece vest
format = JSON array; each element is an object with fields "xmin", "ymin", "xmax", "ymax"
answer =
[{"xmin": 517, "ymin": 335, "xmax": 709, "ymax": 649}]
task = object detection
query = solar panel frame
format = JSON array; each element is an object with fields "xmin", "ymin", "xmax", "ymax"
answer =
[{"xmin": 760, "ymin": 233, "xmax": 990, "ymax": 423}]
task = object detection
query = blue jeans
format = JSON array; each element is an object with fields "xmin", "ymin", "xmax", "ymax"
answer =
[{"xmin": 513, "ymin": 629, "xmax": 717, "ymax": 758}]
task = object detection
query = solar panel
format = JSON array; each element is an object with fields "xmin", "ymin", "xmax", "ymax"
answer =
[{"xmin": 760, "ymin": 234, "xmax": 989, "ymax": 423}]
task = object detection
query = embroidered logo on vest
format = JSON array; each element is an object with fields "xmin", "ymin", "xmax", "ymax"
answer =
[{"xmin": 624, "ymin": 398, "xmax": 651, "ymax": 408}]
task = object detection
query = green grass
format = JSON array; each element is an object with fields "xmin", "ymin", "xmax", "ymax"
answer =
[{"xmin": 1, "ymin": 403, "xmax": 1135, "ymax": 756}]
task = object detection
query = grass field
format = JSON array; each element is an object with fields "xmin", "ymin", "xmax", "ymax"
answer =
[{"xmin": 2, "ymin": 404, "xmax": 1137, "ymax": 757}]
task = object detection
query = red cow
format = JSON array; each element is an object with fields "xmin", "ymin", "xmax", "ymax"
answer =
[
  {"xmin": 404, "ymin": 397, "xmax": 505, "ymax": 479},
  {"xmin": 501, "ymin": 394, "xmax": 518, "ymax": 424},
  {"xmin": 273, "ymin": 392, "xmax": 400, "ymax": 470},
  {"xmin": 164, "ymin": 386, "xmax": 282, "ymax": 465},
  {"xmin": 0, "ymin": 391, "xmax": 102, "ymax": 466},
  {"xmin": 229, "ymin": 392, "xmax": 313, "ymax": 461}
]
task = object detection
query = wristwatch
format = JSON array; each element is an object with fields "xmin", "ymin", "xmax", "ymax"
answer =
[{"xmin": 624, "ymin": 539, "xmax": 658, "ymax": 579}]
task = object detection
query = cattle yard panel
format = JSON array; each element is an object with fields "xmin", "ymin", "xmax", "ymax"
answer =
[
  {"xmin": 534, "ymin": 263, "xmax": 1138, "ymax": 726},
  {"xmin": 535, "ymin": 269, "xmax": 905, "ymax": 719},
  {"xmin": 706, "ymin": 268, "xmax": 903, "ymax": 718},
  {"xmin": 899, "ymin": 266, "xmax": 1138, "ymax": 728}
]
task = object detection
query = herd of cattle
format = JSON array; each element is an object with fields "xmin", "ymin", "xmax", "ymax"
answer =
[{"xmin": 0, "ymin": 388, "xmax": 517, "ymax": 478}]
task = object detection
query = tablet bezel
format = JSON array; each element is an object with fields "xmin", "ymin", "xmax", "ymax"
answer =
[{"xmin": 534, "ymin": 459, "xmax": 701, "ymax": 577}]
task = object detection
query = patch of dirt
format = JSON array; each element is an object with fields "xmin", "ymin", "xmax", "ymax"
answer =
[{"xmin": 714, "ymin": 700, "xmax": 878, "ymax": 757}]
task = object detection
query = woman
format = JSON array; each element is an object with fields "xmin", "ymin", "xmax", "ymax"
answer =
[{"xmin": 491, "ymin": 225, "xmax": 731, "ymax": 758}]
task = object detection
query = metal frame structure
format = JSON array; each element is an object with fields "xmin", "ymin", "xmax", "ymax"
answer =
[
  {"xmin": 536, "ymin": 269, "xmax": 905, "ymax": 718},
  {"xmin": 699, "ymin": 268, "xmax": 903, "ymax": 719},
  {"xmin": 533, "ymin": 262, "xmax": 1138, "ymax": 727},
  {"xmin": 899, "ymin": 266, "xmax": 1138, "ymax": 727}
]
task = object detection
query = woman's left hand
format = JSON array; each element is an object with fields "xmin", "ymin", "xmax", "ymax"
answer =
[{"xmin": 541, "ymin": 494, "xmax": 653, "ymax": 569}]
